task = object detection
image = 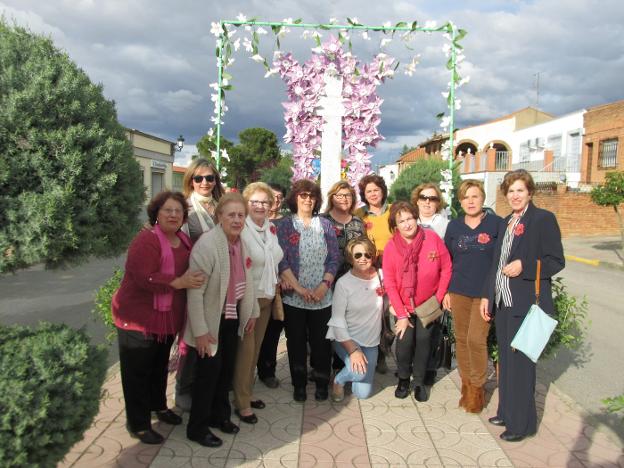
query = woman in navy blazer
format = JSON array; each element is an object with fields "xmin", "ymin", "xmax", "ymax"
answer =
[{"xmin": 480, "ymin": 169, "xmax": 564, "ymax": 442}]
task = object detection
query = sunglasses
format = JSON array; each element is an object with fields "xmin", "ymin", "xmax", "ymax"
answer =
[
  {"xmin": 353, "ymin": 252, "xmax": 372, "ymax": 260},
  {"xmin": 418, "ymin": 195, "xmax": 440, "ymax": 203},
  {"xmin": 193, "ymin": 175, "xmax": 216, "ymax": 183},
  {"xmin": 298, "ymin": 192, "xmax": 316, "ymax": 200}
]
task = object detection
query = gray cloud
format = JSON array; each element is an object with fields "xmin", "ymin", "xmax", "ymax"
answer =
[{"xmin": 1, "ymin": 0, "xmax": 623, "ymax": 168}]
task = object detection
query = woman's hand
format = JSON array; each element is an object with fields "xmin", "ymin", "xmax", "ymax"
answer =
[
  {"xmin": 311, "ymin": 282, "xmax": 329, "ymax": 302},
  {"xmin": 245, "ymin": 317, "xmax": 256, "ymax": 334},
  {"xmin": 195, "ymin": 333, "xmax": 217, "ymax": 358},
  {"xmin": 350, "ymin": 349, "xmax": 368, "ymax": 374},
  {"xmin": 479, "ymin": 298, "xmax": 491, "ymax": 322},
  {"xmin": 442, "ymin": 293, "xmax": 452, "ymax": 311},
  {"xmin": 171, "ymin": 269, "xmax": 206, "ymax": 289},
  {"xmin": 502, "ymin": 259, "xmax": 522, "ymax": 278},
  {"xmin": 395, "ymin": 317, "xmax": 413, "ymax": 340}
]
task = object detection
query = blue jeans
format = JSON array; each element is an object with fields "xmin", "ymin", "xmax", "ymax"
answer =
[{"xmin": 333, "ymin": 342, "xmax": 378, "ymax": 399}]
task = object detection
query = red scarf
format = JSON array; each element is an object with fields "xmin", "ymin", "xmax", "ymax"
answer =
[{"xmin": 392, "ymin": 227, "xmax": 424, "ymax": 313}]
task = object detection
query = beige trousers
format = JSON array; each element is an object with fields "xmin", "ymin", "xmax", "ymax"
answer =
[{"xmin": 233, "ymin": 297, "xmax": 273, "ymax": 411}]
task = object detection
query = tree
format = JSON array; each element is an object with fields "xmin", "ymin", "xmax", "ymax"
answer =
[
  {"xmin": 590, "ymin": 170, "xmax": 624, "ymax": 249},
  {"xmin": 389, "ymin": 157, "xmax": 462, "ymax": 213},
  {"xmin": 195, "ymin": 133, "xmax": 234, "ymax": 161},
  {"xmin": 259, "ymin": 152, "xmax": 294, "ymax": 191},
  {"xmin": 400, "ymin": 144, "xmax": 417, "ymax": 155},
  {"xmin": 0, "ymin": 21, "xmax": 144, "ymax": 273},
  {"xmin": 222, "ymin": 128, "xmax": 281, "ymax": 189}
]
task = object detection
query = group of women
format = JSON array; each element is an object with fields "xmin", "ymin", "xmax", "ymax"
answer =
[{"xmin": 112, "ymin": 160, "xmax": 563, "ymax": 447}]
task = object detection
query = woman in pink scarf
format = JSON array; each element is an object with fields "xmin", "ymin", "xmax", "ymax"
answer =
[
  {"xmin": 113, "ymin": 191, "xmax": 205, "ymax": 445},
  {"xmin": 382, "ymin": 201, "xmax": 451, "ymax": 402}
]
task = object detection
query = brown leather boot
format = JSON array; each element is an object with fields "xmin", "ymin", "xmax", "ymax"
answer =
[
  {"xmin": 458, "ymin": 381, "xmax": 469, "ymax": 409},
  {"xmin": 465, "ymin": 385, "xmax": 484, "ymax": 413}
]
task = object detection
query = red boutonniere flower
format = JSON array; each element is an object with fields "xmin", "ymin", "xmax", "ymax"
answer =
[
  {"xmin": 288, "ymin": 232, "xmax": 300, "ymax": 245},
  {"xmin": 364, "ymin": 221, "xmax": 373, "ymax": 231},
  {"xmin": 270, "ymin": 224, "xmax": 277, "ymax": 235},
  {"xmin": 514, "ymin": 223, "xmax": 525, "ymax": 236},
  {"xmin": 376, "ymin": 286, "xmax": 385, "ymax": 296},
  {"xmin": 477, "ymin": 233, "xmax": 491, "ymax": 244},
  {"xmin": 333, "ymin": 226, "xmax": 342, "ymax": 236},
  {"xmin": 245, "ymin": 257, "xmax": 252, "ymax": 269},
  {"xmin": 428, "ymin": 250, "xmax": 439, "ymax": 262}
]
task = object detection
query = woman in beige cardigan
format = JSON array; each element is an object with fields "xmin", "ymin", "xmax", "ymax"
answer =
[{"xmin": 184, "ymin": 193, "xmax": 260, "ymax": 448}]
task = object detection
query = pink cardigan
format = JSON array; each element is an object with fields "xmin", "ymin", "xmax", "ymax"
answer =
[{"xmin": 382, "ymin": 228, "xmax": 452, "ymax": 320}]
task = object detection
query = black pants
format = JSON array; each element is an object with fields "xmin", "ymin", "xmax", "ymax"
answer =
[
  {"xmin": 496, "ymin": 306, "xmax": 537, "ymax": 436},
  {"xmin": 283, "ymin": 304, "xmax": 331, "ymax": 389},
  {"xmin": 256, "ymin": 316, "xmax": 283, "ymax": 380},
  {"xmin": 395, "ymin": 315, "xmax": 432, "ymax": 384},
  {"xmin": 187, "ymin": 318, "xmax": 239, "ymax": 439},
  {"xmin": 117, "ymin": 328, "xmax": 174, "ymax": 432}
]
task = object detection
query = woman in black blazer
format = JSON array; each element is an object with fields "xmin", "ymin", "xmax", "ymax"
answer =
[{"xmin": 480, "ymin": 169, "xmax": 564, "ymax": 442}]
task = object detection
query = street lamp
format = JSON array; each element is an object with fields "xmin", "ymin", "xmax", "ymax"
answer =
[{"xmin": 175, "ymin": 135, "xmax": 185, "ymax": 152}]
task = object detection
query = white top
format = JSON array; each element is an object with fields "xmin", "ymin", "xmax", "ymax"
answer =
[
  {"xmin": 326, "ymin": 271, "xmax": 383, "ymax": 347},
  {"xmin": 418, "ymin": 212, "xmax": 449, "ymax": 239},
  {"xmin": 241, "ymin": 219, "xmax": 283, "ymax": 300}
]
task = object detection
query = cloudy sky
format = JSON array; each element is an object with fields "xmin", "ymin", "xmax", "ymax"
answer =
[{"xmin": 1, "ymin": 0, "xmax": 623, "ymax": 167}]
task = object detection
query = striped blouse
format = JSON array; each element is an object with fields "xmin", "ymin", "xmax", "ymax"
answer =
[
  {"xmin": 495, "ymin": 205, "xmax": 528, "ymax": 307},
  {"xmin": 224, "ymin": 239, "xmax": 246, "ymax": 319}
]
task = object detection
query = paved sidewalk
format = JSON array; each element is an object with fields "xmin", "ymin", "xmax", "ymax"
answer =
[
  {"xmin": 563, "ymin": 235, "xmax": 624, "ymax": 270},
  {"xmin": 60, "ymin": 342, "xmax": 623, "ymax": 467}
]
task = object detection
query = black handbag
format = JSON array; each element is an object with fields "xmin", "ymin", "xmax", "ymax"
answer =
[
  {"xmin": 429, "ymin": 310, "xmax": 453, "ymax": 370},
  {"xmin": 376, "ymin": 270, "xmax": 396, "ymax": 356}
]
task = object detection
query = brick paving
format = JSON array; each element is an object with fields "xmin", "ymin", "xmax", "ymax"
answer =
[{"xmin": 59, "ymin": 339, "xmax": 623, "ymax": 468}]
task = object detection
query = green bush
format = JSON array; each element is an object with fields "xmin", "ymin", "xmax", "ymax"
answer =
[
  {"xmin": 0, "ymin": 21, "xmax": 145, "ymax": 272},
  {"xmin": 0, "ymin": 323, "xmax": 107, "ymax": 467},
  {"xmin": 602, "ymin": 394, "xmax": 624, "ymax": 417},
  {"xmin": 92, "ymin": 268, "xmax": 123, "ymax": 343},
  {"xmin": 389, "ymin": 158, "xmax": 462, "ymax": 214}
]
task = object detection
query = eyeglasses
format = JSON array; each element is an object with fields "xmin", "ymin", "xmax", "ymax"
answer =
[
  {"xmin": 397, "ymin": 216, "xmax": 416, "ymax": 226},
  {"xmin": 418, "ymin": 195, "xmax": 440, "ymax": 203},
  {"xmin": 193, "ymin": 175, "xmax": 216, "ymax": 183},
  {"xmin": 298, "ymin": 192, "xmax": 316, "ymax": 200},
  {"xmin": 353, "ymin": 252, "xmax": 372, "ymax": 260},
  {"xmin": 333, "ymin": 193, "xmax": 351, "ymax": 200},
  {"xmin": 249, "ymin": 200, "xmax": 271, "ymax": 207},
  {"xmin": 161, "ymin": 208, "xmax": 183, "ymax": 216}
]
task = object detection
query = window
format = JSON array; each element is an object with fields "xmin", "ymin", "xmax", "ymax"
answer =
[
  {"xmin": 599, "ymin": 138, "xmax": 618, "ymax": 168},
  {"xmin": 519, "ymin": 143, "xmax": 530, "ymax": 163}
]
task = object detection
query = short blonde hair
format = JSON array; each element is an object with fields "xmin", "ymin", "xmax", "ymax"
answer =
[
  {"xmin": 458, "ymin": 179, "xmax": 485, "ymax": 200},
  {"xmin": 324, "ymin": 180, "xmax": 357, "ymax": 214},
  {"xmin": 242, "ymin": 182, "xmax": 274, "ymax": 206},
  {"xmin": 411, "ymin": 182, "xmax": 447, "ymax": 212},
  {"xmin": 344, "ymin": 237, "xmax": 377, "ymax": 266}
]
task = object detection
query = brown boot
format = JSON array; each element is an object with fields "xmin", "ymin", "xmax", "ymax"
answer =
[
  {"xmin": 458, "ymin": 381, "xmax": 469, "ymax": 409},
  {"xmin": 465, "ymin": 385, "xmax": 484, "ymax": 413}
]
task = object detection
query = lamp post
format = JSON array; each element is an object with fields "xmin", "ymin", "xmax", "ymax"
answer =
[{"xmin": 175, "ymin": 135, "xmax": 185, "ymax": 152}]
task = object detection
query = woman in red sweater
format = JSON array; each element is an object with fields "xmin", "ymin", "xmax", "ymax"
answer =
[
  {"xmin": 382, "ymin": 201, "xmax": 451, "ymax": 402},
  {"xmin": 113, "ymin": 191, "xmax": 205, "ymax": 445}
]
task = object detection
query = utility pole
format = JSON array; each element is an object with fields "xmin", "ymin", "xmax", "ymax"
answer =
[{"xmin": 533, "ymin": 71, "xmax": 541, "ymax": 108}]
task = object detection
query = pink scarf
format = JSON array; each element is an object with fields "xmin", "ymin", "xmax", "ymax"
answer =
[
  {"xmin": 153, "ymin": 224, "xmax": 191, "ymax": 313},
  {"xmin": 392, "ymin": 227, "xmax": 424, "ymax": 313}
]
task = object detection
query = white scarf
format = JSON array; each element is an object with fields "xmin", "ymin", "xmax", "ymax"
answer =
[
  {"xmin": 190, "ymin": 191, "xmax": 215, "ymax": 233},
  {"xmin": 245, "ymin": 216, "xmax": 279, "ymax": 298}
]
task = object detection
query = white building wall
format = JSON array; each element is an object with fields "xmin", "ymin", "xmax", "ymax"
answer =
[
  {"xmin": 379, "ymin": 163, "xmax": 399, "ymax": 191},
  {"xmin": 455, "ymin": 117, "xmax": 517, "ymax": 152}
]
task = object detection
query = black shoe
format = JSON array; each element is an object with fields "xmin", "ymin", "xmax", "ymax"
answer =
[
  {"xmin": 488, "ymin": 416, "xmax": 506, "ymax": 427},
  {"xmin": 395, "ymin": 378, "xmax": 410, "ymax": 399},
  {"xmin": 128, "ymin": 428, "xmax": 164, "ymax": 445},
  {"xmin": 188, "ymin": 430, "xmax": 223, "ymax": 447},
  {"xmin": 500, "ymin": 430, "xmax": 533, "ymax": 442},
  {"xmin": 235, "ymin": 409, "xmax": 258, "ymax": 424},
  {"xmin": 293, "ymin": 387, "xmax": 307, "ymax": 402},
  {"xmin": 314, "ymin": 386, "xmax": 329, "ymax": 401},
  {"xmin": 423, "ymin": 370, "xmax": 437, "ymax": 386},
  {"xmin": 260, "ymin": 376, "xmax": 280, "ymax": 389},
  {"xmin": 250, "ymin": 399, "xmax": 266, "ymax": 409},
  {"xmin": 209, "ymin": 420, "xmax": 239, "ymax": 434},
  {"xmin": 156, "ymin": 409, "xmax": 183, "ymax": 425},
  {"xmin": 413, "ymin": 385, "xmax": 430, "ymax": 402}
]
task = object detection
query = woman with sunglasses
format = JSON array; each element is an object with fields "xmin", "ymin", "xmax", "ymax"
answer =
[
  {"xmin": 175, "ymin": 158, "xmax": 226, "ymax": 410},
  {"xmin": 411, "ymin": 183, "xmax": 449, "ymax": 239},
  {"xmin": 327, "ymin": 238, "xmax": 383, "ymax": 402},
  {"xmin": 276, "ymin": 179, "xmax": 340, "ymax": 402},
  {"xmin": 383, "ymin": 201, "xmax": 451, "ymax": 402},
  {"xmin": 232, "ymin": 182, "xmax": 283, "ymax": 425}
]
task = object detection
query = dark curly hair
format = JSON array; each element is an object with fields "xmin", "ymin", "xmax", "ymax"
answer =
[
  {"xmin": 500, "ymin": 169, "xmax": 536, "ymax": 196},
  {"xmin": 358, "ymin": 174, "xmax": 388, "ymax": 207},
  {"xmin": 147, "ymin": 191, "xmax": 188, "ymax": 226},
  {"xmin": 388, "ymin": 201, "xmax": 419, "ymax": 232},
  {"xmin": 285, "ymin": 179, "xmax": 323, "ymax": 215}
]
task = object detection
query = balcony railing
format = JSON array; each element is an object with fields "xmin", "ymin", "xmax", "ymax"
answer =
[{"xmin": 495, "ymin": 151, "xmax": 509, "ymax": 171}]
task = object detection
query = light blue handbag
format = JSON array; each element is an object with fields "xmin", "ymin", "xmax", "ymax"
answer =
[{"xmin": 510, "ymin": 260, "xmax": 558, "ymax": 363}]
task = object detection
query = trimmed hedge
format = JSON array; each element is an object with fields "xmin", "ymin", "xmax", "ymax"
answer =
[{"xmin": 0, "ymin": 323, "xmax": 107, "ymax": 467}]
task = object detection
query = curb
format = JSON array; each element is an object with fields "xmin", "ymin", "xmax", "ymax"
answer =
[{"xmin": 565, "ymin": 254, "xmax": 624, "ymax": 271}]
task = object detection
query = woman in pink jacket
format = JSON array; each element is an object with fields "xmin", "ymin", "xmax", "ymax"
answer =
[{"xmin": 382, "ymin": 201, "xmax": 451, "ymax": 402}]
